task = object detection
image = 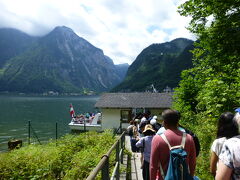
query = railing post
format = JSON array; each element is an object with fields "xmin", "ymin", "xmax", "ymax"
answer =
[
  {"xmin": 116, "ymin": 141, "xmax": 120, "ymax": 180},
  {"xmin": 121, "ymin": 133, "xmax": 125, "ymax": 163},
  {"xmin": 30, "ymin": 123, "xmax": 41, "ymax": 145},
  {"xmin": 55, "ymin": 122, "xmax": 58, "ymax": 146},
  {"xmin": 28, "ymin": 121, "xmax": 31, "ymax": 145},
  {"xmin": 102, "ymin": 157, "xmax": 109, "ymax": 180},
  {"xmin": 87, "ymin": 131, "xmax": 126, "ymax": 180},
  {"xmin": 120, "ymin": 120, "xmax": 122, "ymax": 134},
  {"xmin": 84, "ymin": 119, "xmax": 86, "ymax": 132}
]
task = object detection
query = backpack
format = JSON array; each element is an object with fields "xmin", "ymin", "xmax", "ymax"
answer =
[
  {"xmin": 159, "ymin": 133, "xmax": 193, "ymax": 180},
  {"xmin": 181, "ymin": 126, "xmax": 201, "ymax": 157},
  {"xmin": 157, "ymin": 126, "xmax": 201, "ymax": 157},
  {"xmin": 130, "ymin": 138, "xmax": 139, "ymax": 152},
  {"xmin": 139, "ymin": 138, "xmax": 145, "ymax": 153},
  {"xmin": 128, "ymin": 127, "xmax": 134, "ymax": 136}
]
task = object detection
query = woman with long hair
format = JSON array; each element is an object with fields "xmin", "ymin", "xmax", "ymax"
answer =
[
  {"xmin": 215, "ymin": 109, "xmax": 240, "ymax": 180},
  {"xmin": 210, "ymin": 112, "xmax": 239, "ymax": 177}
]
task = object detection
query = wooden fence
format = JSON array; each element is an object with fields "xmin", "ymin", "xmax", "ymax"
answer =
[{"xmin": 86, "ymin": 131, "xmax": 126, "ymax": 180}]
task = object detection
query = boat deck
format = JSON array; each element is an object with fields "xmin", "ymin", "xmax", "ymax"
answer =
[{"xmin": 68, "ymin": 122, "xmax": 102, "ymax": 131}]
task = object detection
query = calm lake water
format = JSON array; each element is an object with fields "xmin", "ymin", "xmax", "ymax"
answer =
[{"xmin": 0, "ymin": 95, "xmax": 99, "ymax": 151}]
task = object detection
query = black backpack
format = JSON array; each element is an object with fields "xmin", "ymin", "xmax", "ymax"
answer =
[{"xmin": 127, "ymin": 126, "xmax": 134, "ymax": 136}]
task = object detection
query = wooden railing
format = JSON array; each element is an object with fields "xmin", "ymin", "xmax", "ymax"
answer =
[{"xmin": 86, "ymin": 131, "xmax": 126, "ymax": 180}]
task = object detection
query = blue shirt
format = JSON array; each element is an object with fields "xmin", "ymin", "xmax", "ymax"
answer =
[{"xmin": 136, "ymin": 135, "xmax": 154, "ymax": 162}]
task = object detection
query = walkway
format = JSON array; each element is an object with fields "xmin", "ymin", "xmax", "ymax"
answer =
[{"xmin": 124, "ymin": 135, "xmax": 143, "ymax": 180}]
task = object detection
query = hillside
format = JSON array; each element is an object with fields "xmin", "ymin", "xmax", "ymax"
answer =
[
  {"xmin": 112, "ymin": 38, "xmax": 194, "ymax": 92},
  {"xmin": 0, "ymin": 28, "xmax": 37, "ymax": 68},
  {"xmin": 0, "ymin": 26, "xmax": 129, "ymax": 93}
]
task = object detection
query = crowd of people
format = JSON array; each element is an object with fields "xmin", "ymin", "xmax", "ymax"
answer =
[
  {"xmin": 71, "ymin": 112, "xmax": 96, "ymax": 124},
  {"xmin": 127, "ymin": 108, "xmax": 240, "ymax": 180}
]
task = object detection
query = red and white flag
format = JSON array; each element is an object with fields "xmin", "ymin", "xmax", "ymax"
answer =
[{"xmin": 70, "ymin": 103, "xmax": 75, "ymax": 118}]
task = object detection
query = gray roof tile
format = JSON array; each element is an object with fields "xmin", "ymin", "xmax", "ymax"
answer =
[{"xmin": 95, "ymin": 93, "xmax": 173, "ymax": 108}]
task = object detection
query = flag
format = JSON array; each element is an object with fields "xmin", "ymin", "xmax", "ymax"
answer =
[{"xmin": 70, "ymin": 103, "xmax": 75, "ymax": 118}]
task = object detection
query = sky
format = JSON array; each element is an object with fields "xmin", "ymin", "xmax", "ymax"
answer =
[{"xmin": 0, "ymin": 0, "xmax": 194, "ymax": 65}]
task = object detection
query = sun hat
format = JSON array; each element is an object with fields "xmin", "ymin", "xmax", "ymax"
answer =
[
  {"xmin": 143, "ymin": 124, "xmax": 155, "ymax": 133},
  {"xmin": 153, "ymin": 115, "xmax": 157, "ymax": 119}
]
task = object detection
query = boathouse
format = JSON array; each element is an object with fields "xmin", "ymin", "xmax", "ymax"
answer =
[{"xmin": 95, "ymin": 92, "xmax": 172, "ymax": 130}]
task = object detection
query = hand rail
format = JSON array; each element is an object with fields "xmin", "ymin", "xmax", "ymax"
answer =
[{"xmin": 86, "ymin": 131, "xmax": 126, "ymax": 180}]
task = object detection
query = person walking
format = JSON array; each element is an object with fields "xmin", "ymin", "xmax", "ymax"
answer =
[
  {"xmin": 136, "ymin": 124, "xmax": 156, "ymax": 180},
  {"xmin": 215, "ymin": 109, "xmax": 240, "ymax": 180},
  {"xmin": 150, "ymin": 109, "xmax": 196, "ymax": 180},
  {"xmin": 156, "ymin": 110, "xmax": 200, "ymax": 157},
  {"xmin": 215, "ymin": 135, "xmax": 240, "ymax": 180},
  {"xmin": 127, "ymin": 120, "xmax": 135, "ymax": 137},
  {"xmin": 210, "ymin": 112, "xmax": 239, "ymax": 177},
  {"xmin": 130, "ymin": 120, "xmax": 140, "ymax": 152}
]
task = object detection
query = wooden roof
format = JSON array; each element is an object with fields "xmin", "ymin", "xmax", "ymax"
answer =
[{"xmin": 95, "ymin": 93, "xmax": 172, "ymax": 108}]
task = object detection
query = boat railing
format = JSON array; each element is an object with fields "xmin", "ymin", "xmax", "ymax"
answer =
[{"xmin": 86, "ymin": 131, "xmax": 126, "ymax": 180}]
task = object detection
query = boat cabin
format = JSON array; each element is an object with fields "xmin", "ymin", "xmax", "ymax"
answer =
[{"xmin": 95, "ymin": 92, "xmax": 173, "ymax": 131}]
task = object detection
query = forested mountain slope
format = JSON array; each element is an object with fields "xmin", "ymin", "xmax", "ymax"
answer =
[
  {"xmin": 0, "ymin": 26, "xmax": 128, "ymax": 93},
  {"xmin": 112, "ymin": 38, "xmax": 194, "ymax": 92}
]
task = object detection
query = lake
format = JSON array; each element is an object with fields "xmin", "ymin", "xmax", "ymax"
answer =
[{"xmin": 0, "ymin": 95, "xmax": 99, "ymax": 151}]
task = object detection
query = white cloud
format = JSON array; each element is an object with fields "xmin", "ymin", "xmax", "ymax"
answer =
[{"xmin": 0, "ymin": 0, "xmax": 193, "ymax": 65}]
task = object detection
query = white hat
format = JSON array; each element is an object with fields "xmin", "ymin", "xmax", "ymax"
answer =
[
  {"xmin": 134, "ymin": 119, "xmax": 140, "ymax": 123},
  {"xmin": 150, "ymin": 119, "xmax": 157, "ymax": 125},
  {"xmin": 153, "ymin": 115, "xmax": 157, "ymax": 119},
  {"xmin": 141, "ymin": 117, "xmax": 147, "ymax": 122}
]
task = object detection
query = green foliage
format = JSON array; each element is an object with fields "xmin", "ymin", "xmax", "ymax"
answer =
[
  {"xmin": 173, "ymin": 0, "xmax": 240, "ymax": 179},
  {"xmin": 0, "ymin": 131, "xmax": 116, "ymax": 179}
]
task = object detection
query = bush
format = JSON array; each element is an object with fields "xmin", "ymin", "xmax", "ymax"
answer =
[{"xmin": 0, "ymin": 130, "xmax": 116, "ymax": 180}]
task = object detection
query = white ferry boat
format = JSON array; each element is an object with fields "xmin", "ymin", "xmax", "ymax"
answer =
[{"xmin": 68, "ymin": 104, "xmax": 102, "ymax": 131}]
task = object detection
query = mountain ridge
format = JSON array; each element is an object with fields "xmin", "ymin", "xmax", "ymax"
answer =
[
  {"xmin": 0, "ymin": 26, "xmax": 129, "ymax": 94},
  {"xmin": 112, "ymin": 38, "xmax": 194, "ymax": 92},
  {"xmin": 0, "ymin": 26, "xmax": 193, "ymax": 94},
  {"xmin": 0, "ymin": 28, "xmax": 38, "ymax": 68}
]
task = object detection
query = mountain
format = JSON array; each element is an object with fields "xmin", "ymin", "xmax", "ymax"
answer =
[
  {"xmin": 115, "ymin": 63, "xmax": 129, "ymax": 80},
  {"xmin": 0, "ymin": 28, "xmax": 37, "ymax": 68},
  {"xmin": 0, "ymin": 26, "xmax": 128, "ymax": 93},
  {"xmin": 112, "ymin": 38, "xmax": 194, "ymax": 92}
]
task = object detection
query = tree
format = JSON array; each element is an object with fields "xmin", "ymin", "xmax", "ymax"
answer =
[{"xmin": 173, "ymin": 1, "xmax": 240, "ymax": 179}]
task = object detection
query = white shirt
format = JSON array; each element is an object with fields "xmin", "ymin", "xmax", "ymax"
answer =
[
  {"xmin": 219, "ymin": 136, "xmax": 240, "ymax": 179},
  {"xmin": 211, "ymin": 137, "xmax": 227, "ymax": 156}
]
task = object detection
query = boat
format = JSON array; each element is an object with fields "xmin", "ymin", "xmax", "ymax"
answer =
[{"xmin": 68, "ymin": 104, "xmax": 102, "ymax": 131}]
